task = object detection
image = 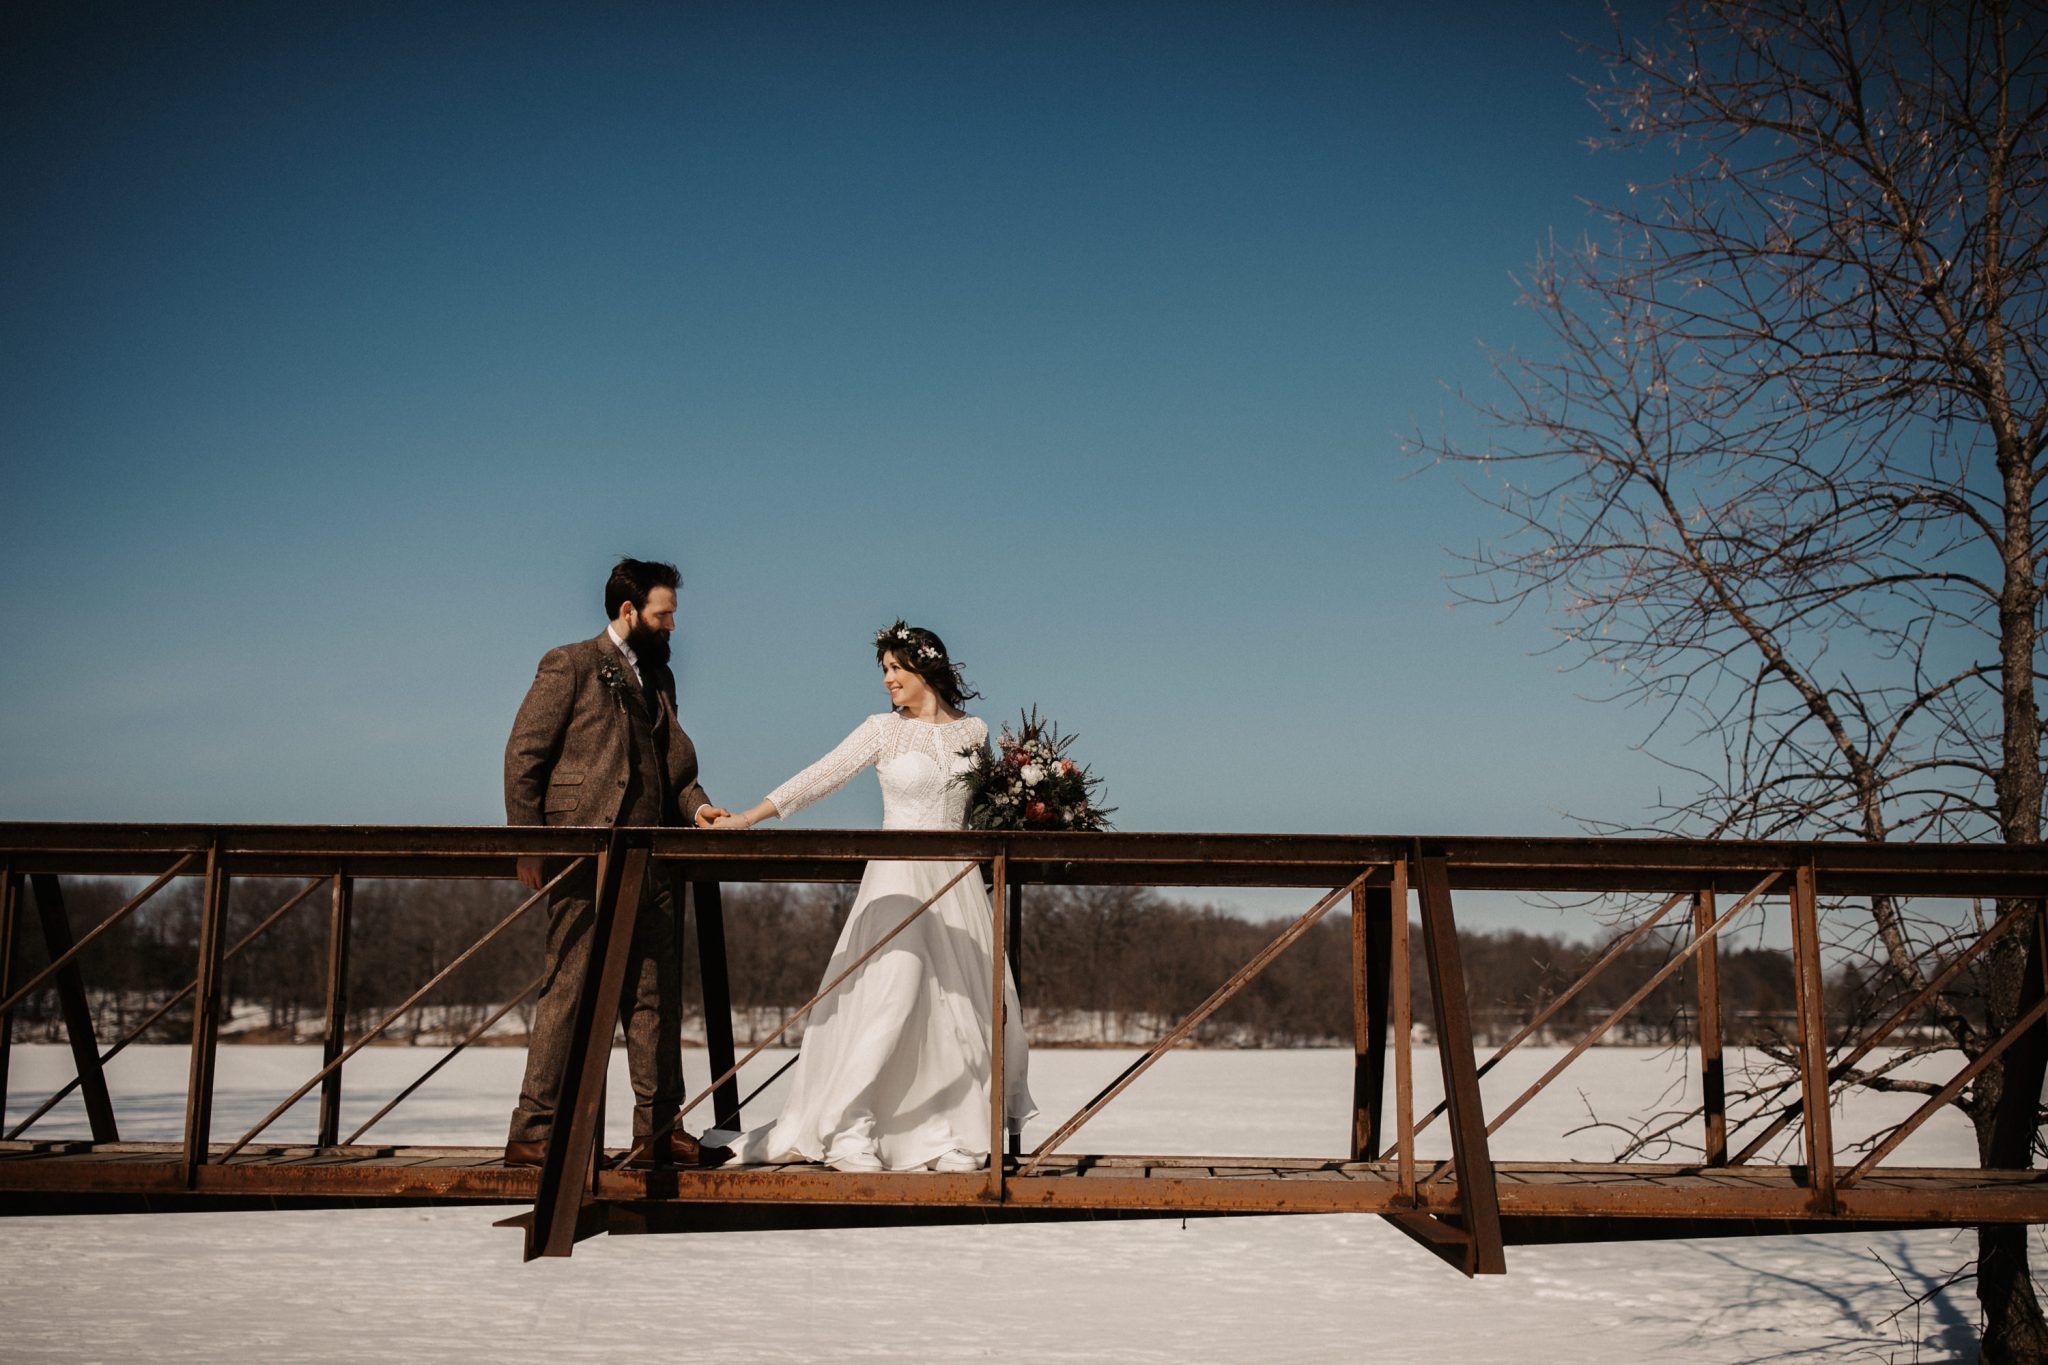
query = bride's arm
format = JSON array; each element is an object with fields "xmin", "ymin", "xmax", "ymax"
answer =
[{"xmin": 714, "ymin": 717, "xmax": 884, "ymax": 829}]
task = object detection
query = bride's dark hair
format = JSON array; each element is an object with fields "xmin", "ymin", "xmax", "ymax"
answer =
[{"xmin": 874, "ymin": 619, "xmax": 981, "ymax": 708}]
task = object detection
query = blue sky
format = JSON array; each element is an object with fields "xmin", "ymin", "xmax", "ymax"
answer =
[{"xmin": 2, "ymin": 1, "xmax": 1682, "ymax": 911}]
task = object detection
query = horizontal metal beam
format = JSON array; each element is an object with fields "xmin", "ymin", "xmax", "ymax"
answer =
[{"xmin": 0, "ymin": 823, "xmax": 2042, "ymax": 895}]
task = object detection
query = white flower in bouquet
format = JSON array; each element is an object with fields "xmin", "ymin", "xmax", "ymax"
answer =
[{"xmin": 1021, "ymin": 763, "xmax": 1045, "ymax": 785}]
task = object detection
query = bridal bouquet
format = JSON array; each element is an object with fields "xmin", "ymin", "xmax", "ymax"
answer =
[{"xmin": 955, "ymin": 707, "xmax": 1114, "ymax": 831}]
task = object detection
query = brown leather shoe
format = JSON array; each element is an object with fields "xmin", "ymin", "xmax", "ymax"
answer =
[
  {"xmin": 626, "ymin": 1129, "xmax": 734, "ymax": 1169},
  {"xmin": 624, "ymin": 1132, "xmax": 675, "ymax": 1169},
  {"xmin": 504, "ymin": 1139, "xmax": 547, "ymax": 1168}
]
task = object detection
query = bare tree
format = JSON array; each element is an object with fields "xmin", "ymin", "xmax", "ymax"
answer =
[{"xmin": 1420, "ymin": 1, "xmax": 2048, "ymax": 1356}]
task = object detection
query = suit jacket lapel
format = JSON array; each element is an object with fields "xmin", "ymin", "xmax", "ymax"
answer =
[{"xmin": 595, "ymin": 632, "xmax": 648, "ymax": 711}]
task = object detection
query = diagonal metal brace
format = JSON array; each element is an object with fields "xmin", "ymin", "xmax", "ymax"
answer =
[{"xmin": 529, "ymin": 829, "xmax": 650, "ymax": 1260}]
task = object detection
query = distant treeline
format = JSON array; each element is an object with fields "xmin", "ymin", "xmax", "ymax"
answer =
[{"xmin": 2, "ymin": 875, "xmax": 1936, "ymax": 1049}]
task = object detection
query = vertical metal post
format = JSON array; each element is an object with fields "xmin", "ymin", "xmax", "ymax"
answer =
[
  {"xmin": 1352, "ymin": 879, "xmax": 1392, "ymax": 1161},
  {"xmin": 1694, "ymin": 886, "xmax": 1727, "ymax": 1165},
  {"xmin": 182, "ymin": 842, "xmax": 229, "ymax": 1184},
  {"xmin": 1789, "ymin": 858, "xmax": 1837, "ymax": 1212},
  {"xmin": 1005, "ymin": 877, "xmax": 1023, "ymax": 1164},
  {"xmin": 28, "ymin": 874, "xmax": 119, "ymax": 1143},
  {"xmin": 0, "ymin": 867, "xmax": 16, "ymax": 1132},
  {"xmin": 1006, "ymin": 880, "xmax": 1023, "ymax": 994},
  {"xmin": 1391, "ymin": 857, "xmax": 1414, "ymax": 1200},
  {"xmin": 1415, "ymin": 848, "xmax": 1504, "ymax": 1275},
  {"xmin": 690, "ymin": 880, "xmax": 741, "ymax": 1133},
  {"xmin": 316, "ymin": 872, "xmax": 352, "ymax": 1148},
  {"xmin": 986, "ymin": 851, "xmax": 1008, "ymax": 1201}
]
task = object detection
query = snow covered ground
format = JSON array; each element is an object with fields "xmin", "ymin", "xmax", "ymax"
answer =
[{"xmin": 2, "ymin": 1042, "xmax": 2030, "ymax": 1362}]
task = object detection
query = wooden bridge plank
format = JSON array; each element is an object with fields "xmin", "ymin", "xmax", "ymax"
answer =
[{"xmin": 4, "ymin": 1146, "xmax": 2046, "ymax": 1226}]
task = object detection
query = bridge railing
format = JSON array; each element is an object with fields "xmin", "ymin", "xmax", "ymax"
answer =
[{"xmin": 0, "ymin": 824, "xmax": 2042, "ymax": 1270}]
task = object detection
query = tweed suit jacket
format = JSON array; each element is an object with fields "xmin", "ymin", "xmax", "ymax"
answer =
[{"xmin": 504, "ymin": 631, "xmax": 710, "ymax": 828}]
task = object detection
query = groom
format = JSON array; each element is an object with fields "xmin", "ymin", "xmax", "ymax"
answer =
[{"xmin": 502, "ymin": 557, "xmax": 731, "ymax": 1168}]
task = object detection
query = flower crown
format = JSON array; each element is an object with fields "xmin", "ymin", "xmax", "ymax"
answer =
[{"xmin": 875, "ymin": 619, "xmax": 942, "ymax": 663}]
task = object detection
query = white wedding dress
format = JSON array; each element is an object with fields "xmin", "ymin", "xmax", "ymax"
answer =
[{"xmin": 719, "ymin": 711, "xmax": 1035, "ymax": 1170}]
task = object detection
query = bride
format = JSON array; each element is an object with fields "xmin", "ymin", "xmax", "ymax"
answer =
[{"xmin": 707, "ymin": 621, "xmax": 1034, "ymax": 1172}]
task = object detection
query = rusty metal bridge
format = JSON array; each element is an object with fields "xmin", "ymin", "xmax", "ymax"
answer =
[{"xmin": 1, "ymin": 823, "xmax": 2043, "ymax": 1273}]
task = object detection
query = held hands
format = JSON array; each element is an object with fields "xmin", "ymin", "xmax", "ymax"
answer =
[
  {"xmin": 702, "ymin": 798, "xmax": 776, "ymax": 830},
  {"xmin": 515, "ymin": 856, "xmax": 546, "ymax": 892}
]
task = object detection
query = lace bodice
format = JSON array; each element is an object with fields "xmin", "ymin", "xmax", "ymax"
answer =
[{"xmin": 766, "ymin": 712, "xmax": 988, "ymax": 831}]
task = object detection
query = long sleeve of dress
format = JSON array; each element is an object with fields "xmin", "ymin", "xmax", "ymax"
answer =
[{"xmin": 766, "ymin": 716, "xmax": 886, "ymax": 820}]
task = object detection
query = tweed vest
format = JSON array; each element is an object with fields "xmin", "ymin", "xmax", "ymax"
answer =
[{"xmin": 619, "ymin": 679, "xmax": 671, "ymax": 826}]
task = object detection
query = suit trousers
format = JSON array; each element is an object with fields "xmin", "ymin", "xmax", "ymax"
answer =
[{"xmin": 507, "ymin": 865, "xmax": 683, "ymax": 1144}]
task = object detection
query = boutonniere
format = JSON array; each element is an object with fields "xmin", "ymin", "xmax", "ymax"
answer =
[{"xmin": 597, "ymin": 657, "xmax": 628, "ymax": 693}]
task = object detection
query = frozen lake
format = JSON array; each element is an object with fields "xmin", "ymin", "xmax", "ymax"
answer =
[{"xmin": 0, "ymin": 1042, "xmax": 2024, "ymax": 1362}]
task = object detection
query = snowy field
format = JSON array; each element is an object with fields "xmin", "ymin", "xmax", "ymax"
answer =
[{"xmin": 2, "ymin": 1042, "xmax": 2030, "ymax": 1363}]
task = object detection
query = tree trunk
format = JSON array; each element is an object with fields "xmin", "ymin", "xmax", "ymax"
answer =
[{"xmin": 1981, "ymin": 389, "xmax": 2045, "ymax": 1356}]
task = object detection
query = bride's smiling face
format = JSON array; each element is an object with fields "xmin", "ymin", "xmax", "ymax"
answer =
[{"xmin": 880, "ymin": 651, "xmax": 935, "ymax": 713}]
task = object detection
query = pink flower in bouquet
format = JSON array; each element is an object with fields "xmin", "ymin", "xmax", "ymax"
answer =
[
  {"xmin": 1025, "ymin": 800, "xmax": 1048, "ymax": 822},
  {"xmin": 1060, "ymin": 759, "xmax": 1076, "ymax": 775}
]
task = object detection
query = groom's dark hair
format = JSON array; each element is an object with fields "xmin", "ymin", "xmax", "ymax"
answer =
[{"xmin": 605, "ymin": 558, "xmax": 681, "ymax": 619}]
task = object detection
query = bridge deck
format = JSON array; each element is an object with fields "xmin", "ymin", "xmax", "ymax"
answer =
[{"xmin": 4, "ymin": 1142, "xmax": 2042, "ymax": 1232}]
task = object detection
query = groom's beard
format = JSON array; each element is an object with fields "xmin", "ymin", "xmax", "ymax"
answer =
[{"xmin": 629, "ymin": 628, "xmax": 671, "ymax": 669}]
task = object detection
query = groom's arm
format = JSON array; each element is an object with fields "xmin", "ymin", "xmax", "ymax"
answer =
[{"xmin": 505, "ymin": 648, "xmax": 575, "ymax": 826}]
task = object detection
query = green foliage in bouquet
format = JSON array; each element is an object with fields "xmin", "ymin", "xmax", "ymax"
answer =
[{"xmin": 954, "ymin": 707, "xmax": 1115, "ymax": 832}]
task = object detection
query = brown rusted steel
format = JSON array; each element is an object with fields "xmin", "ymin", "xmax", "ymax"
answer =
[
  {"xmin": 181, "ymin": 844, "xmax": 229, "ymax": 1186},
  {"xmin": 1350, "ymin": 879, "xmax": 1374, "ymax": 1160},
  {"xmin": 622, "ymin": 860, "xmax": 981, "ymax": 1165},
  {"xmin": 10, "ymin": 823, "xmax": 2048, "ymax": 897},
  {"xmin": 1729, "ymin": 895, "xmax": 2035, "ymax": 1166},
  {"xmin": 1412, "ymin": 850, "xmax": 1504, "ymax": 1275},
  {"xmin": 223, "ymin": 859, "xmax": 581, "ymax": 1162},
  {"xmin": 1790, "ymin": 859, "xmax": 1837, "ymax": 1212},
  {"xmin": 0, "ymin": 867, "xmax": 17, "ymax": 1132},
  {"xmin": 26, "ymin": 877, "xmax": 119, "ymax": 1144},
  {"xmin": 688, "ymin": 880, "xmax": 741, "ymax": 1134},
  {"xmin": 1695, "ymin": 887, "xmax": 1727, "ymax": 1165},
  {"xmin": 1006, "ymin": 880, "xmax": 1024, "ymax": 992},
  {"xmin": 344, "ymin": 974, "xmax": 544, "ymax": 1145},
  {"xmin": 318, "ymin": 873, "xmax": 353, "ymax": 1148},
  {"xmin": 532, "ymin": 834, "xmax": 646, "ymax": 1259},
  {"xmin": 1414, "ymin": 889, "xmax": 1690, "ymax": 1139},
  {"xmin": 26, "ymin": 877, "xmax": 121, "ymax": 1144},
  {"xmin": 1019, "ymin": 872, "xmax": 1371, "ymax": 1178},
  {"xmin": 1838, "ymin": 989, "xmax": 2048, "ymax": 1187},
  {"xmin": 987, "ymin": 850, "xmax": 1007, "ymax": 1201},
  {"xmin": 1464, "ymin": 870, "xmax": 1778, "ymax": 1147},
  {"xmin": 0, "ymin": 854, "xmax": 196, "ymax": 1016},
  {"xmin": 8, "ymin": 875, "xmax": 324, "ymax": 1140},
  {"xmin": 2, "ymin": 823, "xmax": 2047, "ymax": 1259},
  {"xmin": 1006, "ymin": 876, "xmax": 1024, "ymax": 1166},
  {"xmin": 1391, "ymin": 858, "xmax": 1415, "ymax": 1201}
]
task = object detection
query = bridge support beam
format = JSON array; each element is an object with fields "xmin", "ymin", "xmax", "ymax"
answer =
[
  {"xmin": 529, "ymin": 829, "xmax": 648, "ymax": 1260},
  {"xmin": 1352, "ymin": 877, "xmax": 1393, "ymax": 1161},
  {"xmin": 181, "ymin": 846, "xmax": 228, "ymax": 1184},
  {"xmin": 316, "ymin": 872, "xmax": 352, "ymax": 1149},
  {"xmin": 29, "ymin": 875, "xmax": 118, "ymax": 1144},
  {"xmin": 688, "ymin": 879, "xmax": 740, "ymax": 1135},
  {"xmin": 1392, "ymin": 848, "xmax": 1504, "ymax": 1276}
]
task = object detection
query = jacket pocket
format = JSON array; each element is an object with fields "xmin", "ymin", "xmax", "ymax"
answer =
[{"xmin": 544, "ymin": 770, "xmax": 585, "ymax": 814}]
